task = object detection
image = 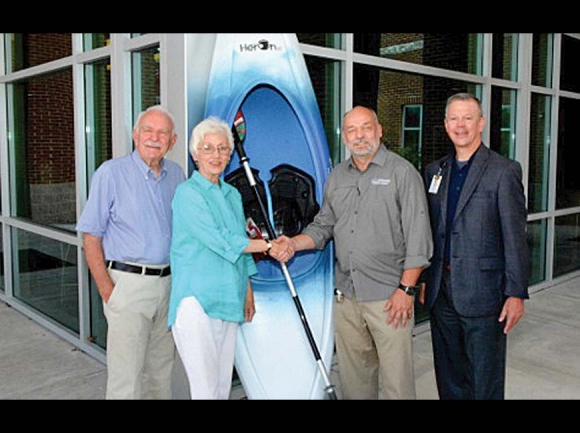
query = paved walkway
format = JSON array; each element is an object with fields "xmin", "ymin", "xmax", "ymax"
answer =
[{"xmin": 1, "ymin": 274, "xmax": 580, "ymax": 399}]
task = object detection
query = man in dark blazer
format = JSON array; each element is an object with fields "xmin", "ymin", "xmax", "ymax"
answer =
[{"xmin": 422, "ymin": 92, "xmax": 529, "ymax": 399}]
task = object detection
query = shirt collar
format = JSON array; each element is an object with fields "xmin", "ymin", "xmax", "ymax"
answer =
[
  {"xmin": 131, "ymin": 150, "xmax": 166, "ymax": 180},
  {"xmin": 192, "ymin": 170, "xmax": 228, "ymax": 193},
  {"xmin": 347, "ymin": 144, "xmax": 389, "ymax": 171}
]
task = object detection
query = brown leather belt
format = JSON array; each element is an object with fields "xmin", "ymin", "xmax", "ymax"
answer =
[{"xmin": 107, "ymin": 260, "xmax": 171, "ymax": 277}]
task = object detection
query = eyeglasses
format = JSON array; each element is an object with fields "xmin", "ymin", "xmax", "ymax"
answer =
[{"xmin": 199, "ymin": 143, "xmax": 231, "ymax": 156}]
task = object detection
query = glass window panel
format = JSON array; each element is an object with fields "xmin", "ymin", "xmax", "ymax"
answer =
[
  {"xmin": 354, "ymin": 33, "xmax": 483, "ymax": 75},
  {"xmin": 528, "ymin": 93, "xmax": 552, "ymax": 213},
  {"xmin": 532, "ymin": 33, "xmax": 554, "ymax": 88},
  {"xmin": 84, "ymin": 60, "xmax": 112, "ymax": 183},
  {"xmin": 404, "ymin": 105, "xmax": 421, "ymax": 128},
  {"xmin": 560, "ymin": 35, "xmax": 580, "ymax": 93},
  {"xmin": 83, "ymin": 33, "xmax": 110, "ymax": 51},
  {"xmin": 490, "ymin": 87, "xmax": 517, "ymax": 159},
  {"xmin": 89, "ymin": 276, "xmax": 106, "ymax": 349},
  {"xmin": 84, "ymin": 60, "xmax": 112, "ymax": 350},
  {"xmin": 7, "ymin": 69, "xmax": 77, "ymax": 229},
  {"xmin": 4, "ymin": 33, "xmax": 72, "ymax": 73},
  {"xmin": 132, "ymin": 45, "xmax": 160, "ymax": 125},
  {"xmin": 402, "ymin": 105, "xmax": 423, "ymax": 169},
  {"xmin": 10, "ymin": 227, "xmax": 79, "ymax": 332},
  {"xmin": 353, "ymin": 63, "xmax": 480, "ymax": 170},
  {"xmin": 304, "ymin": 55, "xmax": 342, "ymax": 164},
  {"xmin": 556, "ymin": 97, "xmax": 580, "ymax": 209},
  {"xmin": 527, "ymin": 219, "xmax": 547, "ymax": 285},
  {"xmin": 554, "ymin": 213, "xmax": 580, "ymax": 278},
  {"xmin": 492, "ymin": 33, "xmax": 518, "ymax": 81},
  {"xmin": 0, "ymin": 230, "xmax": 3, "ymax": 293},
  {"xmin": 297, "ymin": 33, "xmax": 342, "ymax": 49}
]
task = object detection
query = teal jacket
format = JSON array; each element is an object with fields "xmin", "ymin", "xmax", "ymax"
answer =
[{"xmin": 168, "ymin": 171, "xmax": 257, "ymax": 326}]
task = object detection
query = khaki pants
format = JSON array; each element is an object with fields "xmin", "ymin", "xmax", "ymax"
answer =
[
  {"xmin": 334, "ymin": 294, "xmax": 416, "ymax": 399},
  {"xmin": 103, "ymin": 268, "xmax": 175, "ymax": 399}
]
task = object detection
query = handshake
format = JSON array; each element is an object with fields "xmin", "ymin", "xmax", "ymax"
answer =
[
  {"xmin": 267, "ymin": 235, "xmax": 296, "ymax": 263},
  {"xmin": 246, "ymin": 217, "xmax": 296, "ymax": 263}
]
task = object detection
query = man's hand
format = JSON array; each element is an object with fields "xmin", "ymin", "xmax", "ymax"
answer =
[
  {"xmin": 383, "ymin": 289, "xmax": 414, "ymax": 329},
  {"xmin": 269, "ymin": 235, "xmax": 295, "ymax": 263},
  {"xmin": 499, "ymin": 296, "xmax": 525, "ymax": 334}
]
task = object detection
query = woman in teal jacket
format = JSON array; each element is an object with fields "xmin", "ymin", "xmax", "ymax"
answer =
[{"xmin": 168, "ymin": 116, "xmax": 286, "ymax": 399}]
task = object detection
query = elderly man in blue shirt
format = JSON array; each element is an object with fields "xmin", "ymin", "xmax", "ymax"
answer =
[{"xmin": 76, "ymin": 105, "xmax": 186, "ymax": 399}]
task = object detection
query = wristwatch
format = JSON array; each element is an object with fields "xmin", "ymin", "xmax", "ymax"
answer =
[
  {"xmin": 265, "ymin": 240, "xmax": 273, "ymax": 255},
  {"xmin": 398, "ymin": 283, "xmax": 417, "ymax": 296}
]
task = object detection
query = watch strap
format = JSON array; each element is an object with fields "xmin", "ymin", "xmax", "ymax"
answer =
[{"xmin": 398, "ymin": 283, "xmax": 417, "ymax": 296}]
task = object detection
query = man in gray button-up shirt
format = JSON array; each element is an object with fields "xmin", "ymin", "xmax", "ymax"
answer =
[{"xmin": 283, "ymin": 106, "xmax": 433, "ymax": 399}]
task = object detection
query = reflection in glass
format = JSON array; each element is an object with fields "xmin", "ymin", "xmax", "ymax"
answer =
[
  {"xmin": 0, "ymin": 230, "xmax": 3, "ymax": 292},
  {"xmin": 353, "ymin": 33, "xmax": 483, "ymax": 75},
  {"xmin": 532, "ymin": 33, "xmax": 553, "ymax": 88},
  {"xmin": 554, "ymin": 213, "xmax": 580, "ymax": 277},
  {"xmin": 85, "ymin": 60, "xmax": 113, "ymax": 184},
  {"xmin": 304, "ymin": 55, "xmax": 341, "ymax": 164},
  {"xmin": 402, "ymin": 105, "xmax": 423, "ymax": 169},
  {"xmin": 7, "ymin": 69, "xmax": 77, "ymax": 228},
  {"xmin": 490, "ymin": 87, "xmax": 516, "ymax": 159},
  {"xmin": 560, "ymin": 35, "xmax": 580, "ymax": 93},
  {"xmin": 556, "ymin": 97, "xmax": 580, "ymax": 209},
  {"xmin": 11, "ymin": 228, "xmax": 79, "ymax": 332},
  {"xmin": 89, "ymin": 275, "xmax": 106, "ymax": 349},
  {"xmin": 84, "ymin": 61, "xmax": 112, "ymax": 351},
  {"xmin": 492, "ymin": 33, "xmax": 518, "ymax": 81},
  {"xmin": 298, "ymin": 33, "xmax": 342, "ymax": 49},
  {"xmin": 527, "ymin": 219, "xmax": 547, "ymax": 285},
  {"xmin": 83, "ymin": 33, "xmax": 110, "ymax": 51},
  {"xmin": 353, "ymin": 63, "xmax": 479, "ymax": 170},
  {"xmin": 528, "ymin": 93, "xmax": 551, "ymax": 213},
  {"xmin": 132, "ymin": 45, "xmax": 161, "ymax": 124},
  {"xmin": 4, "ymin": 33, "xmax": 72, "ymax": 73}
]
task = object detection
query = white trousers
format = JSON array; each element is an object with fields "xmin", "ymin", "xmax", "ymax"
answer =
[{"xmin": 172, "ymin": 296, "xmax": 238, "ymax": 399}]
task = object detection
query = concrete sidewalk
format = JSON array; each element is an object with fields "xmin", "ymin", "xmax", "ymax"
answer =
[{"xmin": 1, "ymin": 274, "xmax": 580, "ymax": 399}]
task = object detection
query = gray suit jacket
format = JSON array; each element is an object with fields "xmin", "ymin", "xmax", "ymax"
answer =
[{"xmin": 423, "ymin": 144, "xmax": 529, "ymax": 317}]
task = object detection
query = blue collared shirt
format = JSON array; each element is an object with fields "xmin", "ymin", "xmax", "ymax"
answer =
[{"xmin": 76, "ymin": 150, "xmax": 186, "ymax": 265}]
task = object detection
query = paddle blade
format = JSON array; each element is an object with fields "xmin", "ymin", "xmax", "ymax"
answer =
[{"xmin": 233, "ymin": 109, "xmax": 246, "ymax": 142}]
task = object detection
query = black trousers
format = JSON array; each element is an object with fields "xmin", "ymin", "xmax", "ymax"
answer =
[{"xmin": 429, "ymin": 270, "xmax": 507, "ymax": 400}]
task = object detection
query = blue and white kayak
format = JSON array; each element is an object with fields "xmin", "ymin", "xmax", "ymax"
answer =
[{"xmin": 203, "ymin": 33, "xmax": 335, "ymax": 399}]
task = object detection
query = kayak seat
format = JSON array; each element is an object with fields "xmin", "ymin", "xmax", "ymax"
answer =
[{"xmin": 268, "ymin": 164, "xmax": 319, "ymax": 238}]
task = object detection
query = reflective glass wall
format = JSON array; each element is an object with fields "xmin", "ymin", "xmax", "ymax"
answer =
[
  {"xmin": 1, "ymin": 33, "xmax": 163, "ymax": 359},
  {"xmin": 1, "ymin": 33, "xmax": 579, "ymax": 360}
]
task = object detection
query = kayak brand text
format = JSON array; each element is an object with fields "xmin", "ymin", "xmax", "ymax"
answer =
[{"xmin": 239, "ymin": 39, "xmax": 283, "ymax": 52}]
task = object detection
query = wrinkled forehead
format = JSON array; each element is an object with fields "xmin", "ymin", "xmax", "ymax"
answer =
[
  {"xmin": 139, "ymin": 111, "xmax": 173, "ymax": 131},
  {"xmin": 446, "ymin": 100, "xmax": 482, "ymax": 118},
  {"xmin": 343, "ymin": 110, "xmax": 375, "ymax": 130}
]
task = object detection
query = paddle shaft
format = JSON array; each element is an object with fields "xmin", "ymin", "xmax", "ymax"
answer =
[{"xmin": 232, "ymin": 128, "xmax": 338, "ymax": 400}]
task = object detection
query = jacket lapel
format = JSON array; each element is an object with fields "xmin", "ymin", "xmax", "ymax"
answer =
[
  {"xmin": 453, "ymin": 145, "xmax": 489, "ymax": 224},
  {"xmin": 434, "ymin": 155, "xmax": 453, "ymax": 234}
]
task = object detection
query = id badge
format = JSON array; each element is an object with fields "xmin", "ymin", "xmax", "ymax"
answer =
[{"xmin": 429, "ymin": 173, "xmax": 442, "ymax": 194}]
